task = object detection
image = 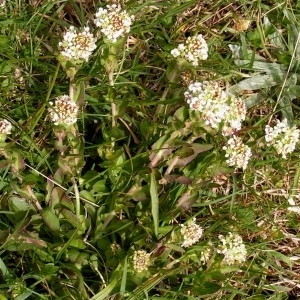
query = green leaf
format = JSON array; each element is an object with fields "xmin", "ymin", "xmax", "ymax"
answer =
[
  {"xmin": 194, "ymin": 281, "xmax": 221, "ymax": 295},
  {"xmin": 0, "ymin": 257, "xmax": 10, "ymax": 279},
  {"xmin": 80, "ymin": 190, "xmax": 97, "ymax": 203},
  {"xmin": 93, "ymin": 180, "xmax": 108, "ymax": 193},
  {"xmin": 128, "ymin": 270, "xmax": 175, "ymax": 299},
  {"xmin": 15, "ymin": 292, "xmax": 32, "ymax": 300},
  {"xmin": 41, "ymin": 208, "xmax": 60, "ymax": 232},
  {"xmin": 3, "ymin": 234, "xmax": 47, "ymax": 251},
  {"xmin": 150, "ymin": 172, "xmax": 159, "ymax": 237},
  {"xmin": 120, "ymin": 257, "xmax": 128, "ymax": 295},
  {"xmin": 0, "ymin": 35, "xmax": 8, "ymax": 48},
  {"xmin": 166, "ymin": 60, "xmax": 181, "ymax": 83},
  {"xmin": 90, "ymin": 277, "xmax": 118, "ymax": 300},
  {"xmin": 229, "ymin": 73, "xmax": 285, "ymax": 94},
  {"xmin": 50, "ymin": 187, "xmax": 74, "ymax": 211},
  {"xmin": 174, "ymin": 143, "xmax": 213, "ymax": 168},
  {"xmin": 69, "ymin": 239, "xmax": 86, "ymax": 249},
  {"xmin": 38, "ymin": 263, "xmax": 59, "ymax": 276},
  {"xmin": 60, "ymin": 209, "xmax": 85, "ymax": 230},
  {"xmin": 8, "ymin": 197, "xmax": 29, "ymax": 212},
  {"xmin": 140, "ymin": 119, "xmax": 154, "ymax": 139},
  {"xmin": 267, "ymin": 250, "xmax": 292, "ymax": 268}
]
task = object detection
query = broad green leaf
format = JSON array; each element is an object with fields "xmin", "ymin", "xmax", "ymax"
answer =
[
  {"xmin": 229, "ymin": 73, "xmax": 285, "ymax": 94},
  {"xmin": 243, "ymin": 93, "xmax": 265, "ymax": 109},
  {"xmin": 60, "ymin": 208, "xmax": 84, "ymax": 230},
  {"xmin": 8, "ymin": 197, "xmax": 29, "ymax": 220},
  {"xmin": 233, "ymin": 60, "xmax": 287, "ymax": 73},
  {"xmin": 0, "ymin": 257, "xmax": 10, "ymax": 279},
  {"xmin": 193, "ymin": 282, "xmax": 221, "ymax": 295},
  {"xmin": 41, "ymin": 208, "xmax": 60, "ymax": 232},
  {"xmin": 80, "ymin": 190, "xmax": 97, "ymax": 203},
  {"xmin": 174, "ymin": 143, "xmax": 213, "ymax": 168},
  {"xmin": 69, "ymin": 239, "xmax": 86, "ymax": 249},
  {"xmin": 3, "ymin": 234, "xmax": 47, "ymax": 251},
  {"xmin": 50, "ymin": 187, "xmax": 74, "ymax": 211},
  {"xmin": 93, "ymin": 180, "xmax": 108, "ymax": 193}
]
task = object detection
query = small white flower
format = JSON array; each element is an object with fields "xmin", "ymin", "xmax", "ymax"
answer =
[
  {"xmin": 200, "ymin": 244, "xmax": 212, "ymax": 264},
  {"xmin": 170, "ymin": 48, "xmax": 180, "ymax": 57},
  {"xmin": 265, "ymin": 119, "xmax": 299, "ymax": 159},
  {"xmin": 223, "ymin": 135, "xmax": 252, "ymax": 170},
  {"xmin": 94, "ymin": 4, "xmax": 133, "ymax": 43},
  {"xmin": 217, "ymin": 232, "xmax": 247, "ymax": 265},
  {"xmin": 171, "ymin": 34, "xmax": 208, "ymax": 66},
  {"xmin": 0, "ymin": 119, "xmax": 12, "ymax": 134},
  {"xmin": 222, "ymin": 95, "xmax": 247, "ymax": 136},
  {"xmin": 132, "ymin": 250, "xmax": 151, "ymax": 273},
  {"xmin": 48, "ymin": 95, "xmax": 78, "ymax": 126},
  {"xmin": 59, "ymin": 26, "xmax": 96, "ymax": 62},
  {"xmin": 180, "ymin": 218, "xmax": 203, "ymax": 248}
]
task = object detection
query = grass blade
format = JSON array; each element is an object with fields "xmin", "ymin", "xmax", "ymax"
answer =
[{"xmin": 150, "ymin": 172, "xmax": 159, "ymax": 237}]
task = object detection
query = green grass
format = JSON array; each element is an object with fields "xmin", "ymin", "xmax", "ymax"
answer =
[{"xmin": 0, "ymin": 0, "xmax": 299, "ymax": 299}]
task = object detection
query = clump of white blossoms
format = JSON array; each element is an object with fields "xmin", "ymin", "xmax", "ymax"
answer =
[
  {"xmin": 223, "ymin": 135, "xmax": 252, "ymax": 170},
  {"xmin": 180, "ymin": 218, "xmax": 203, "ymax": 248},
  {"xmin": 184, "ymin": 81, "xmax": 246, "ymax": 134},
  {"xmin": 0, "ymin": 119, "xmax": 12, "ymax": 135},
  {"xmin": 184, "ymin": 81, "xmax": 228, "ymax": 129},
  {"xmin": 171, "ymin": 34, "xmax": 208, "ymax": 66},
  {"xmin": 265, "ymin": 119, "xmax": 299, "ymax": 159},
  {"xmin": 94, "ymin": 4, "xmax": 133, "ymax": 43},
  {"xmin": 48, "ymin": 95, "xmax": 78, "ymax": 126},
  {"xmin": 217, "ymin": 232, "xmax": 247, "ymax": 265},
  {"xmin": 59, "ymin": 26, "xmax": 96, "ymax": 62},
  {"xmin": 132, "ymin": 250, "xmax": 151, "ymax": 273}
]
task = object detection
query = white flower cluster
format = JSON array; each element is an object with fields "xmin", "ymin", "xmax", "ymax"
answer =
[
  {"xmin": 265, "ymin": 119, "xmax": 299, "ymax": 159},
  {"xmin": 184, "ymin": 81, "xmax": 246, "ymax": 134},
  {"xmin": 0, "ymin": 119, "xmax": 12, "ymax": 134},
  {"xmin": 171, "ymin": 34, "xmax": 208, "ymax": 66},
  {"xmin": 59, "ymin": 26, "xmax": 96, "ymax": 62},
  {"xmin": 223, "ymin": 135, "xmax": 252, "ymax": 169},
  {"xmin": 217, "ymin": 232, "xmax": 247, "ymax": 265},
  {"xmin": 94, "ymin": 4, "xmax": 133, "ymax": 43},
  {"xmin": 132, "ymin": 250, "xmax": 151, "ymax": 273},
  {"xmin": 180, "ymin": 218, "xmax": 203, "ymax": 248},
  {"xmin": 48, "ymin": 95, "xmax": 78, "ymax": 126}
]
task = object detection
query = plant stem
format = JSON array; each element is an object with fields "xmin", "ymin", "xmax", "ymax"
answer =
[
  {"xmin": 72, "ymin": 176, "xmax": 81, "ymax": 217},
  {"xmin": 108, "ymin": 69, "xmax": 116, "ymax": 127}
]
